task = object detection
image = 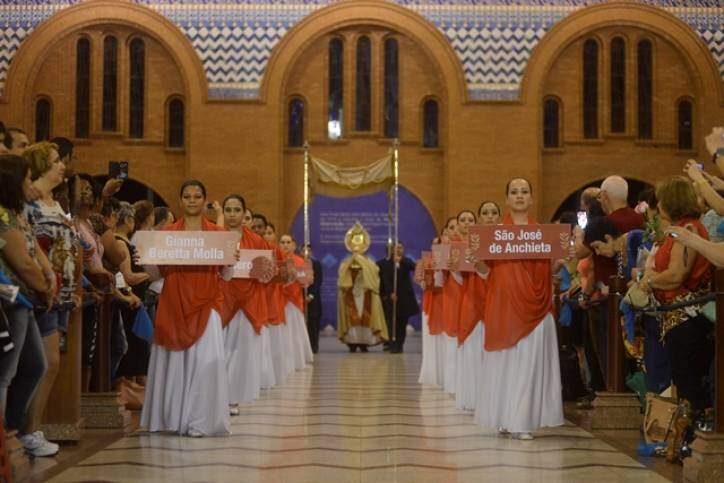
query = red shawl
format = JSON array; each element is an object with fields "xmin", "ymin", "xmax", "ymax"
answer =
[
  {"xmin": 282, "ymin": 253, "xmax": 306, "ymax": 313},
  {"xmin": 458, "ymin": 273, "xmax": 486, "ymax": 344},
  {"xmin": 219, "ymin": 226, "xmax": 270, "ymax": 334},
  {"xmin": 483, "ymin": 213, "xmax": 553, "ymax": 351},
  {"xmin": 154, "ymin": 217, "xmax": 228, "ymax": 351}
]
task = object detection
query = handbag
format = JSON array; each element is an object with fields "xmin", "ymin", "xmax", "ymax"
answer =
[
  {"xmin": 623, "ymin": 283, "xmax": 650, "ymax": 309},
  {"xmin": 131, "ymin": 306, "xmax": 154, "ymax": 343}
]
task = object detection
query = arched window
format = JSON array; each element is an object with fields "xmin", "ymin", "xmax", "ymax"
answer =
[
  {"xmin": 383, "ymin": 38, "xmax": 399, "ymax": 139},
  {"xmin": 543, "ymin": 98, "xmax": 560, "ymax": 148},
  {"xmin": 102, "ymin": 36, "xmax": 118, "ymax": 132},
  {"xmin": 610, "ymin": 37, "xmax": 626, "ymax": 133},
  {"xmin": 288, "ymin": 98, "xmax": 304, "ymax": 147},
  {"xmin": 129, "ymin": 38, "xmax": 145, "ymax": 139},
  {"xmin": 582, "ymin": 39, "xmax": 598, "ymax": 139},
  {"xmin": 678, "ymin": 99, "xmax": 693, "ymax": 150},
  {"xmin": 328, "ymin": 38, "xmax": 344, "ymax": 140},
  {"xmin": 167, "ymin": 98, "xmax": 185, "ymax": 148},
  {"xmin": 35, "ymin": 98, "xmax": 52, "ymax": 142},
  {"xmin": 422, "ymin": 99, "xmax": 439, "ymax": 148},
  {"xmin": 637, "ymin": 40, "xmax": 653, "ymax": 139},
  {"xmin": 355, "ymin": 36, "xmax": 372, "ymax": 131},
  {"xmin": 75, "ymin": 38, "xmax": 91, "ymax": 138}
]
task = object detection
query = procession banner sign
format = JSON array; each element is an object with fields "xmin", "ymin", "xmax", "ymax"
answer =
[
  {"xmin": 431, "ymin": 244, "xmax": 450, "ymax": 270},
  {"xmin": 134, "ymin": 231, "xmax": 240, "ymax": 266},
  {"xmin": 469, "ymin": 224, "xmax": 571, "ymax": 260},
  {"xmin": 294, "ymin": 259, "xmax": 314, "ymax": 287},
  {"xmin": 233, "ymin": 249, "xmax": 274, "ymax": 280},
  {"xmin": 450, "ymin": 241, "xmax": 476, "ymax": 272}
]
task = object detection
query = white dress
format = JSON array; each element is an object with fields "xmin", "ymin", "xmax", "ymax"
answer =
[
  {"xmin": 224, "ymin": 311, "xmax": 261, "ymax": 404},
  {"xmin": 285, "ymin": 302, "xmax": 313, "ymax": 370},
  {"xmin": 474, "ymin": 314, "xmax": 564, "ymax": 433},
  {"xmin": 141, "ymin": 310, "xmax": 231, "ymax": 436},
  {"xmin": 268, "ymin": 321, "xmax": 293, "ymax": 384},
  {"xmin": 259, "ymin": 326, "xmax": 276, "ymax": 389},
  {"xmin": 455, "ymin": 322, "xmax": 485, "ymax": 411},
  {"xmin": 417, "ymin": 308, "xmax": 439, "ymax": 386}
]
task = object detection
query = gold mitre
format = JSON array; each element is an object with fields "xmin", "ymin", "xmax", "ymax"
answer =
[{"xmin": 344, "ymin": 221, "xmax": 371, "ymax": 255}]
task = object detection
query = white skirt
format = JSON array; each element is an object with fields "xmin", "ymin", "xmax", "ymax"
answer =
[
  {"xmin": 268, "ymin": 323, "xmax": 292, "ymax": 384},
  {"xmin": 455, "ymin": 322, "xmax": 484, "ymax": 411},
  {"xmin": 224, "ymin": 311, "xmax": 261, "ymax": 404},
  {"xmin": 259, "ymin": 325, "xmax": 276, "ymax": 389},
  {"xmin": 474, "ymin": 314, "xmax": 564, "ymax": 433},
  {"xmin": 443, "ymin": 335, "xmax": 458, "ymax": 394},
  {"xmin": 141, "ymin": 310, "xmax": 230, "ymax": 436},
  {"xmin": 285, "ymin": 303, "xmax": 313, "ymax": 370},
  {"xmin": 434, "ymin": 332, "xmax": 446, "ymax": 388},
  {"xmin": 418, "ymin": 312, "xmax": 439, "ymax": 386}
]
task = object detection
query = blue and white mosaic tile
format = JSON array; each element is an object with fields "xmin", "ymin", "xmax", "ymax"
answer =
[{"xmin": 0, "ymin": 1, "xmax": 721, "ymax": 100}]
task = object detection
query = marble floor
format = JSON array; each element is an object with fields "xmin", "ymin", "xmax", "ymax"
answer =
[{"xmin": 47, "ymin": 336, "xmax": 672, "ymax": 483}]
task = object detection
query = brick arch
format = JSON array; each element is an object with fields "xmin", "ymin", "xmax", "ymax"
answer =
[
  {"xmin": 520, "ymin": 1, "xmax": 723, "ymax": 108},
  {"xmin": 261, "ymin": 0, "xmax": 466, "ymax": 107},
  {"xmin": 1, "ymin": 0, "xmax": 208, "ymax": 127}
]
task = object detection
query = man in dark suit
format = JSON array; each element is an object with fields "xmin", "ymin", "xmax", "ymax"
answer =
[
  {"xmin": 302, "ymin": 244, "xmax": 323, "ymax": 354},
  {"xmin": 377, "ymin": 243, "xmax": 419, "ymax": 353}
]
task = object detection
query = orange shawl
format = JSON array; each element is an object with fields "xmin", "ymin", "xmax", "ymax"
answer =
[
  {"xmin": 154, "ymin": 217, "xmax": 228, "ymax": 351},
  {"xmin": 219, "ymin": 226, "xmax": 270, "ymax": 334},
  {"xmin": 441, "ymin": 272, "xmax": 465, "ymax": 337},
  {"xmin": 265, "ymin": 244, "xmax": 287, "ymax": 326},
  {"xmin": 458, "ymin": 273, "xmax": 486, "ymax": 344},
  {"xmin": 282, "ymin": 253, "xmax": 306, "ymax": 313},
  {"xmin": 483, "ymin": 213, "xmax": 553, "ymax": 351},
  {"xmin": 427, "ymin": 285, "xmax": 444, "ymax": 335}
]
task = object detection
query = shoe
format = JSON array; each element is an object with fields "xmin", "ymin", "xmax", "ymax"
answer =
[
  {"xmin": 359, "ymin": 345, "xmax": 368, "ymax": 353},
  {"xmin": 348, "ymin": 345, "xmax": 357, "ymax": 353},
  {"xmin": 515, "ymin": 432, "xmax": 534, "ymax": 440},
  {"xmin": 187, "ymin": 429, "xmax": 204, "ymax": 438},
  {"xmin": 19, "ymin": 431, "xmax": 59, "ymax": 457},
  {"xmin": 497, "ymin": 427, "xmax": 510, "ymax": 435},
  {"xmin": 390, "ymin": 347, "xmax": 403, "ymax": 353},
  {"xmin": 229, "ymin": 406, "xmax": 240, "ymax": 416}
]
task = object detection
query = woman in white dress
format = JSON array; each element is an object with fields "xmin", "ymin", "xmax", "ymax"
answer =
[
  {"xmin": 141, "ymin": 180, "xmax": 232, "ymax": 437},
  {"xmin": 474, "ymin": 178, "xmax": 564, "ymax": 440}
]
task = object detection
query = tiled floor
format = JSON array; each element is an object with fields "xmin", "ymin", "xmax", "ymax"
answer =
[{"xmin": 48, "ymin": 336, "xmax": 671, "ymax": 483}]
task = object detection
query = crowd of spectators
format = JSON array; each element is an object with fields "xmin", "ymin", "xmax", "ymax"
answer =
[{"xmin": 556, "ymin": 127, "xmax": 724, "ymax": 461}]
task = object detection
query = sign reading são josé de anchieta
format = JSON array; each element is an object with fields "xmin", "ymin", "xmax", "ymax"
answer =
[{"xmin": 469, "ymin": 224, "xmax": 572, "ymax": 260}]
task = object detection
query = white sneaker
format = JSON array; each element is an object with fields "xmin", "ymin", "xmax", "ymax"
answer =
[
  {"xmin": 187, "ymin": 429, "xmax": 204, "ymax": 438},
  {"xmin": 497, "ymin": 427, "xmax": 510, "ymax": 435},
  {"xmin": 515, "ymin": 432, "xmax": 534, "ymax": 441},
  {"xmin": 229, "ymin": 406, "xmax": 240, "ymax": 416},
  {"xmin": 19, "ymin": 431, "xmax": 59, "ymax": 457}
]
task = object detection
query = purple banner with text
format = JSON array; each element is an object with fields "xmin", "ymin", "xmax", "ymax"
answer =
[{"xmin": 290, "ymin": 186, "xmax": 436, "ymax": 331}]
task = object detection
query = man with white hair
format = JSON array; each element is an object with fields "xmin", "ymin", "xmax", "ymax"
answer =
[
  {"xmin": 600, "ymin": 176, "xmax": 629, "ymax": 215},
  {"xmin": 584, "ymin": 176, "xmax": 644, "ymax": 287}
]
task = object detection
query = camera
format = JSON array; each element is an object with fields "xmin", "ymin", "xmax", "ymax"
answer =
[{"xmin": 108, "ymin": 160, "xmax": 129, "ymax": 180}]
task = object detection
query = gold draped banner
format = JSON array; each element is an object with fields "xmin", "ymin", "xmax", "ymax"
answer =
[{"xmin": 310, "ymin": 155, "xmax": 393, "ymax": 198}]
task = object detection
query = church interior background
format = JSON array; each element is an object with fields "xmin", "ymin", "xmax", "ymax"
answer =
[{"xmin": 0, "ymin": 1, "xmax": 722, "ymax": 481}]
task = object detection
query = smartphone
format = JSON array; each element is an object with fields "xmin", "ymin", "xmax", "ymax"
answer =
[
  {"xmin": 577, "ymin": 211, "xmax": 588, "ymax": 230},
  {"xmin": 108, "ymin": 161, "xmax": 129, "ymax": 180}
]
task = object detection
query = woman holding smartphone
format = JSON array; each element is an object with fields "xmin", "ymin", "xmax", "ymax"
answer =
[{"xmin": 141, "ymin": 180, "xmax": 232, "ymax": 437}]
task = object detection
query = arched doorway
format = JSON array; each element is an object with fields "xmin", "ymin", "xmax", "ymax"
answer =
[
  {"xmin": 551, "ymin": 178, "xmax": 652, "ymax": 222},
  {"xmin": 289, "ymin": 186, "xmax": 436, "ymax": 333}
]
